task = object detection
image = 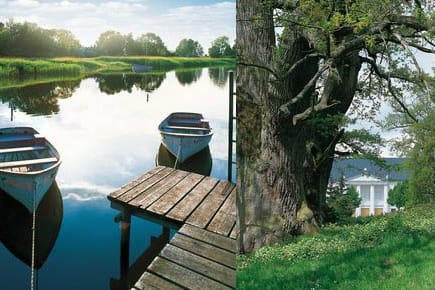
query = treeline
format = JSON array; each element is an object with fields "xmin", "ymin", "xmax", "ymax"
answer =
[{"xmin": 0, "ymin": 20, "xmax": 236, "ymax": 58}]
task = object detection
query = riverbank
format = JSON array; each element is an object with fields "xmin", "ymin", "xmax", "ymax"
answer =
[
  {"xmin": 0, "ymin": 56, "xmax": 235, "ymax": 78},
  {"xmin": 237, "ymin": 205, "xmax": 435, "ymax": 289}
]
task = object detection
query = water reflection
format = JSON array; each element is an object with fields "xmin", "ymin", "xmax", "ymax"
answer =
[
  {"xmin": 0, "ymin": 80, "xmax": 81, "ymax": 116},
  {"xmin": 156, "ymin": 143, "xmax": 212, "ymax": 176},
  {"xmin": 0, "ymin": 182, "xmax": 63, "ymax": 269},
  {"xmin": 95, "ymin": 73, "xmax": 166, "ymax": 94},
  {"xmin": 175, "ymin": 69, "xmax": 202, "ymax": 86},
  {"xmin": 208, "ymin": 67, "xmax": 232, "ymax": 88}
]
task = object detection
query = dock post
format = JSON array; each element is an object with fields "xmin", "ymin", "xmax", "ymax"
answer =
[
  {"xmin": 118, "ymin": 209, "xmax": 131, "ymax": 290},
  {"xmin": 228, "ymin": 71, "xmax": 234, "ymax": 182}
]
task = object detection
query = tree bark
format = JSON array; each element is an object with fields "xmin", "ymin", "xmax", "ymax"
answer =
[{"xmin": 237, "ymin": 0, "xmax": 361, "ymax": 253}]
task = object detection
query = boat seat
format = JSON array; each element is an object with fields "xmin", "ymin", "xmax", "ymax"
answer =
[
  {"xmin": 164, "ymin": 126, "xmax": 209, "ymax": 131},
  {"xmin": 0, "ymin": 146, "xmax": 47, "ymax": 154},
  {"xmin": 0, "ymin": 157, "xmax": 58, "ymax": 169}
]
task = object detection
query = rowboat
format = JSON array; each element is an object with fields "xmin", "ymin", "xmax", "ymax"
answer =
[
  {"xmin": 132, "ymin": 63, "xmax": 153, "ymax": 72},
  {"xmin": 0, "ymin": 127, "xmax": 61, "ymax": 212},
  {"xmin": 158, "ymin": 112, "xmax": 213, "ymax": 164}
]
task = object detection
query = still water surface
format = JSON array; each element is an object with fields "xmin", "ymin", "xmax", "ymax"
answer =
[{"xmin": 0, "ymin": 67, "xmax": 234, "ymax": 290}]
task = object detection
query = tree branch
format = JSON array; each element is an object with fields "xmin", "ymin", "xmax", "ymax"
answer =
[
  {"xmin": 359, "ymin": 56, "xmax": 419, "ymax": 123},
  {"xmin": 237, "ymin": 61, "xmax": 280, "ymax": 79},
  {"xmin": 279, "ymin": 60, "xmax": 331, "ymax": 117},
  {"xmin": 279, "ymin": 52, "xmax": 324, "ymax": 80}
]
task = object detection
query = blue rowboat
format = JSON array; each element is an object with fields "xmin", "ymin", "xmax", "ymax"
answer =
[
  {"xmin": 0, "ymin": 127, "xmax": 61, "ymax": 213},
  {"xmin": 158, "ymin": 112, "xmax": 213, "ymax": 164}
]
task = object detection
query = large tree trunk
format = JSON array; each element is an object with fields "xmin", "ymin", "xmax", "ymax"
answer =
[{"xmin": 237, "ymin": 0, "xmax": 361, "ymax": 253}]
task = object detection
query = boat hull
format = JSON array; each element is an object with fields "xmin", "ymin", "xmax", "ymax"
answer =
[
  {"xmin": 160, "ymin": 133, "xmax": 212, "ymax": 163},
  {"xmin": 0, "ymin": 164, "xmax": 60, "ymax": 212}
]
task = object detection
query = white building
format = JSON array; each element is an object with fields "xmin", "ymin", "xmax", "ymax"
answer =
[{"xmin": 331, "ymin": 158, "xmax": 407, "ymax": 217}]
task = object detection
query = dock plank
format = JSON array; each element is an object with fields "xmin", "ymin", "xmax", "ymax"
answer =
[
  {"xmin": 109, "ymin": 166, "xmax": 165, "ymax": 199},
  {"xmin": 146, "ymin": 172, "xmax": 204, "ymax": 215},
  {"xmin": 160, "ymin": 244, "xmax": 235, "ymax": 288},
  {"xmin": 179, "ymin": 224, "xmax": 235, "ymax": 253},
  {"xmin": 166, "ymin": 176, "xmax": 218, "ymax": 222},
  {"xmin": 230, "ymin": 223, "xmax": 238, "ymax": 240},
  {"xmin": 186, "ymin": 181, "xmax": 234, "ymax": 229},
  {"xmin": 117, "ymin": 167, "xmax": 175, "ymax": 203},
  {"xmin": 133, "ymin": 272, "xmax": 183, "ymax": 290},
  {"xmin": 129, "ymin": 169, "xmax": 189, "ymax": 208},
  {"xmin": 148, "ymin": 257, "xmax": 231, "ymax": 290},
  {"xmin": 170, "ymin": 232, "xmax": 235, "ymax": 269},
  {"xmin": 207, "ymin": 187, "xmax": 237, "ymax": 236}
]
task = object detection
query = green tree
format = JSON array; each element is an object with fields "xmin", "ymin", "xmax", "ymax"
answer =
[
  {"xmin": 326, "ymin": 178, "xmax": 361, "ymax": 223},
  {"xmin": 137, "ymin": 33, "xmax": 169, "ymax": 56},
  {"xmin": 406, "ymin": 111, "xmax": 435, "ymax": 205},
  {"xmin": 49, "ymin": 29, "xmax": 81, "ymax": 56},
  {"xmin": 175, "ymin": 38, "xmax": 203, "ymax": 57},
  {"xmin": 388, "ymin": 181, "xmax": 409, "ymax": 208},
  {"xmin": 95, "ymin": 30, "xmax": 126, "ymax": 56},
  {"xmin": 208, "ymin": 36, "xmax": 235, "ymax": 58},
  {"xmin": 237, "ymin": 0, "xmax": 434, "ymax": 252}
]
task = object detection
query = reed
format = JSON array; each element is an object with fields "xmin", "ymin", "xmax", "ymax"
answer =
[{"xmin": 0, "ymin": 58, "xmax": 82, "ymax": 77}]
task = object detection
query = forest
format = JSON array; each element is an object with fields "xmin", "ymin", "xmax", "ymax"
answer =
[{"xmin": 0, "ymin": 20, "xmax": 236, "ymax": 58}]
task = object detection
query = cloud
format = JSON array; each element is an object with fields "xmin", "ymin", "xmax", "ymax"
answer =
[{"xmin": 0, "ymin": 1, "xmax": 235, "ymax": 50}]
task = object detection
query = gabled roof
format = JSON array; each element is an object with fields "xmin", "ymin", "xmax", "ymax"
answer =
[{"xmin": 330, "ymin": 158, "xmax": 408, "ymax": 182}]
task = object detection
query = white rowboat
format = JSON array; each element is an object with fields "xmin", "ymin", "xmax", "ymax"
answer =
[
  {"xmin": 0, "ymin": 127, "xmax": 61, "ymax": 213},
  {"xmin": 158, "ymin": 112, "xmax": 213, "ymax": 164}
]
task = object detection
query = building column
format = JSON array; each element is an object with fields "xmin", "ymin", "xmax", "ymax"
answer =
[
  {"xmin": 355, "ymin": 185, "xmax": 361, "ymax": 217},
  {"xmin": 370, "ymin": 185, "xmax": 375, "ymax": 215},
  {"xmin": 383, "ymin": 183, "xmax": 390, "ymax": 214}
]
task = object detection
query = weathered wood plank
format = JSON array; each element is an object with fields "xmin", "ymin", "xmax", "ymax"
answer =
[
  {"xmin": 148, "ymin": 257, "xmax": 232, "ymax": 290},
  {"xmin": 117, "ymin": 167, "xmax": 175, "ymax": 203},
  {"xmin": 133, "ymin": 271, "xmax": 183, "ymax": 290},
  {"xmin": 160, "ymin": 244, "xmax": 235, "ymax": 288},
  {"xmin": 109, "ymin": 166, "xmax": 165, "ymax": 199},
  {"xmin": 229, "ymin": 223, "xmax": 238, "ymax": 240},
  {"xmin": 129, "ymin": 169, "xmax": 189, "ymax": 208},
  {"xmin": 186, "ymin": 181, "xmax": 234, "ymax": 229},
  {"xmin": 178, "ymin": 224, "xmax": 236, "ymax": 253},
  {"xmin": 207, "ymin": 187, "xmax": 236, "ymax": 236},
  {"xmin": 146, "ymin": 172, "xmax": 204, "ymax": 215},
  {"xmin": 170, "ymin": 232, "xmax": 235, "ymax": 269},
  {"xmin": 166, "ymin": 176, "xmax": 218, "ymax": 222}
]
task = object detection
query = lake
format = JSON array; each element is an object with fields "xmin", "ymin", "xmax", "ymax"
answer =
[{"xmin": 0, "ymin": 67, "xmax": 235, "ymax": 290}]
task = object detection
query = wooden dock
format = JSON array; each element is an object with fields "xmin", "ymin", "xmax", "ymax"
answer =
[{"xmin": 107, "ymin": 166, "xmax": 236, "ymax": 290}]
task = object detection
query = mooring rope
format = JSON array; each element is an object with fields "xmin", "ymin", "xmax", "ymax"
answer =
[
  {"xmin": 174, "ymin": 140, "xmax": 182, "ymax": 169},
  {"xmin": 30, "ymin": 185, "xmax": 37, "ymax": 290}
]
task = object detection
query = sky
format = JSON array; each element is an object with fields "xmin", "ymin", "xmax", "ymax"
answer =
[{"xmin": 0, "ymin": 0, "xmax": 236, "ymax": 51}]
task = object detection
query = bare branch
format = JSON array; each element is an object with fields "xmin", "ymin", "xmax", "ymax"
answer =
[
  {"xmin": 387, "ymin": 79, "xmax": 418, "ymax": 123},
  {"xmin": 392, "ymin": 32, "xmax": 432, "ymax": 102},
  {"xmin": 279, "ymin": 53, "xmax": 324, "ymax": 80},
  {"xmin": 237, "ymin": 61, "xmax": 280, "ymax": 79},
  {"xmin": 279, "ymin": 60, "xmax": 331, "ymax": 117},
  {"xmin": 359, "ymin": 56, "xmax": 419, "ymax": 123},
  {"xmin": 292, "ymin": 101, "xmax": 338, "ymax": 125},
  {"xmin": 386, "ymin": 37, "xmax": 435, "ymax": 53}
]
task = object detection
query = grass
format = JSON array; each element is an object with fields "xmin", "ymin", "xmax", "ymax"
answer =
[
  {"xmin": 0, "ymin": 56, "xmax": 235, "ymax": 78},
  {"xmin": 237, "ymin": 205, "xmax": 435, "ymax": 289}
]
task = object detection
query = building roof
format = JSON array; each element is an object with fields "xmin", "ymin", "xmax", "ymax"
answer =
[{"xmin": 330, "ymin": 158, "xmax": 408, "ymax": 182}]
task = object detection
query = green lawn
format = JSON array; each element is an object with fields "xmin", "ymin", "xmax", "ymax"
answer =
[{"xmin": 237, "ymin": 206, "xmax": 435, "ymax": 289}]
